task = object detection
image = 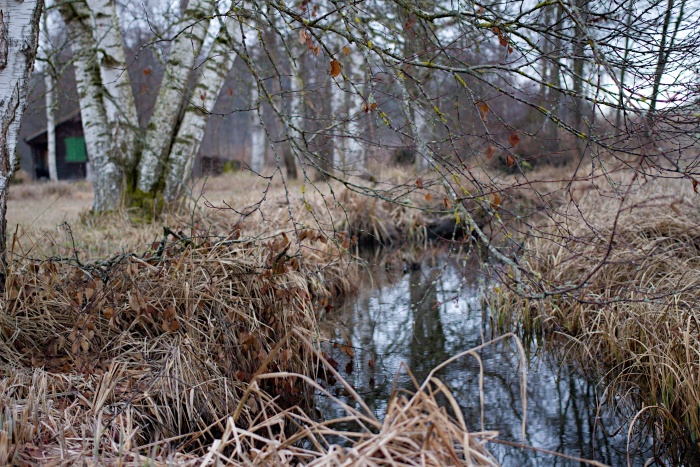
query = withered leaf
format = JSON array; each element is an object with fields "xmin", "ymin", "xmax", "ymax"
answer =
[
  {"xmin": 693, "ymin": 179, "xmax": 698, "ymax": 194},
  {"xmin": 340, "ymin": 344, "xmax": 355, "ymax": 358},
  {"xmin": 416, "ymin": 178, "xmax": 424, "ymax": 189},
  {"xmin": 342, "ymin": 45, "xmax": 350, "ymax": 56},
  {"xmin": 330, "ymin": 59, "xmax": 342, "ymax": 78},
  {"xmin": 508, "ymin": 132, "xmax": 520, "ymax": 147},
  {"xmin": 492, "ymin": 192, "xmax": 501, "ymax": 210},
  {"xmin": 486, "ymin": 145, "xmax": 495, "ymax": 159},
  {"xmin": 298, "ymin": 29, "xmax": 308, "ymax": 44},
  {"xmin": 506, "ymin": 154, "xmax": 516, "ymax": 167},
  {"xmin": 477, "ymin": 101, "xmax": 490, "ymax": 119},
  {"xmin": 425, "ymin": 193, "xmax": 432, "ymax": 201}
]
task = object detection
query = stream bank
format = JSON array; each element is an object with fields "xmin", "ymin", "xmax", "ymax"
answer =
[{"xmin": 319, "ymin": 254, "xmax": 669, "ymax": 466}]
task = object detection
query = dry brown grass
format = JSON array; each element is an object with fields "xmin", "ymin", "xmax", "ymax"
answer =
[
  {"xmin": 0, "ymin": 171, "xmax": 509, "ymax": 465},
  {"xmin": 0, "ymin": 340, "xmax": 504, "ymax": 466},
  {"xmin": 491, "ymin": 176, "xmax": 700, "ymax": 445},
  {"xmin": 6, "ymin": 168, "xmax": 625, "ymax": 465}
]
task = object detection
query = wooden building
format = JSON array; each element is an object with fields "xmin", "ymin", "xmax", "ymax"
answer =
[{"xmin": 25, "ymin": 110, "xmax": 89, "ymax": 180}]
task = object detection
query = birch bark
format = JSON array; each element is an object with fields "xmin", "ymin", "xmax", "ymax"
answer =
[
  {"xmin": 60, "ymin": 0, "xmax": 121, "ymax": 211},
  {"xmin": 41, "ymin": 7, "xmax": 57, "ymax": 181},
  {"xmin": 0, "ymin": 0, "xmax": 42, "ymax": 283},
  {"xmin": 44, "ymin": 69, "xmax": 57, "ymax": 180},
  {"xmin": 136, "ymin": 0, "xmax": 215, "ymax": 193},
  {"xmin": 86, "ymin": 0, "xmax": 139, "ymax": 168},
  {"xmin": 162, "ymin": 17, "xmax": 243, "ymax": 201},
  {"xmin": 249, "ymin": 82, "xmax": 265, "ymax": 174}
]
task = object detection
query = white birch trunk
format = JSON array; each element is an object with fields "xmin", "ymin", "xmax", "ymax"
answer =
[
  {"xmin": 330, "ymin": 84, "xmax": 342, "ymax": 169},
  {"xmin": 136, "ymin": 0, "xmax": 215, "ymax": 193},
  {"xmin": 249, "ymin": 82, "xmax": 265, "ymax": 174},
  {"xmin": 0, "ymin": 0, "xmax": 42, "ymax": 278},
  {"xmin": 40, "ymin": 6, "xmax": 57, "ymax": 181},
  {"xmin": 44, "ymin": 69, "xmax": 57, "ymax": 180},
  {"xmin": 338, "ymin": 52, "xmax": 364, "ymax": 169},
  {"xmin": 86, "ymin": 0, "xmax": 138, "ymax": 168},
  {"xmin": 413, "ymin": 109, "xmax": 427, "ymax": 170},
  {"xmin": 396, "ymin": 76, "xmax": 432, "ymax": 174},
  {"xmin": 60, "ymin": 0, "xmax": 121, "ymax": 211},
  {"xmin": 162, "ymin": 18, "xmax": 244, "ymax": 201}
]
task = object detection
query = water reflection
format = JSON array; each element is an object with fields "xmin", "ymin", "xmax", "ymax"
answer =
[{"xmin": 318, "ymin": 258, "xmax": 656, "ymax": 466}]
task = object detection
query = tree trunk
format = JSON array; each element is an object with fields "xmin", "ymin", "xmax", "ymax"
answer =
[
  {"xmin": 249, "ymin": 82, "xmax": 266, "ymax": 173},
  {"xmin": 44, "ymin": 68, "xmax": 58, "ymax": 180},
  {"xmin": 260, "ymin": 15, "xmax": 298, "ymax": 180},
  {"xmin": 0, "ymin": 0, "xmax": 43, "ymax": 287},
  {"xmin": 136, "ymin": 0, "xmax": 215, "ymax": 194},
  {"xmin": 86, "ymin": 0, "xmax": 139, "ymax": 169},
  {"xmin": 60, "ymin": 0, "xmax": 122, "ymax": 211},
  {"xmin": 162, "ymin": 18, "xmax": 243, "ymax": 201},
  {"xmin": 647, "ymin": 0, "xmax": 685, "ymax": 138},
  {"xmin": 616, "ymin": 0, "xmax": 634, "ymax": 129},
  {"xmin": 571, "ymin": 0, "xmax": 588, "ymax": 155}
]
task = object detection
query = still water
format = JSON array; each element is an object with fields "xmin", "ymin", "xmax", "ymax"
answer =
[{"xmin": 318, "ymin": 255, "xmax": 657, "ymax": 466}]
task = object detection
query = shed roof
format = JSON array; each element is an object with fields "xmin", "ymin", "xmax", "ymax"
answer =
[{"xmin": 24, "ymin": 109, "xmax": 82, "ymax": 145}]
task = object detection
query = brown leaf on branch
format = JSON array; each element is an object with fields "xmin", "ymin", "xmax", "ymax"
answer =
[
  {"xmin": 330, "ymin": 59, "xmax": 342, "ymax": 78},
  {"xmin": 477, "ymin": 101, "xmax": 490, "ymax": 120},
  {"xmin": 693, "ymin": 179, "xmax": 698, "ymax": 193},
  {"xmin": 299, "ymin": 29, "xmax": 308, "ymax": 44},
  {"xmin": 361, "ymin": 102, "xmax": 378, "ymax": 113},
  {"xmin": 506, "ymin": 154, "xmax": 516, "ymax": 167},
  {"xmin": 340, "ymin": 344, "xmax": 355, "ymax": 358},
  {"xmin": 342, "ymin": 45, "xmax": 350, "ymax": 56},
  {"xmin": 404, "ymin": 16, "xmax": 415, "ymax": 30},
  {"xmin": 416, "ymin": 178, "xmax": 423, "ymax": 189},
  {"xmin": 486, "ymin": 145, "xmax": 495, "ymax": 159},
  {"xmin": 508, "ymin": 132, "xmax": 520, "ymax": 147},
  {"xmin": 492, "ymin": 192, "xmax": 501, "ymax": 210}
]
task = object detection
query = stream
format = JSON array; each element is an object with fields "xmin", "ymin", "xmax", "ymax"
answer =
[{"xmin": 318, "ymin": 254, "xmax": 658, "ymax": 466}]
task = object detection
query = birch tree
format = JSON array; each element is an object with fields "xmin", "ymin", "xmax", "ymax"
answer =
[
  {"xmin": 52, "ymin": 0, "xmax": 700, "ymax": 216},
  {"xmin": 57, "ymin": 0, "xmax": 252, "ymax": 209},
  {"xmin": 41, "ymin": 6, "xmax": 57, "ymax": 181},
  {"xmin": 0, "ymin": 0, "xmax": 42, "ymax": 283}
]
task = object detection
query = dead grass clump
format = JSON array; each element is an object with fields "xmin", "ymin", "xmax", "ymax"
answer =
[
  {"xmin": 228, "ymin": 373, "xmax": 500, "ymax": 467},
  {"xmin": 492, "ymin": 178, "xmax": 700, "ymax": 441},
  {"xmin": 0, "ymin": 351, "xmax": 501, "ymax": 465},
  {"xmin": 337, "ymin": 189, "xmax": 430, "ymax": 248},
  {"xmin": 0, "ymin": 228, "xmax": 356, "ymax": 460}
]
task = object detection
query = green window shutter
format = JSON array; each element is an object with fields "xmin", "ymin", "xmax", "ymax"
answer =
[{"xmin": 64, "ymin": 137, "xmax": 88, "ymax": 163}]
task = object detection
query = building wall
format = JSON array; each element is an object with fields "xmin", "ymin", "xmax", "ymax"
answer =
[{"xmin": 55, "ymin": 121, "xmax": 87, "ymax": 180}]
